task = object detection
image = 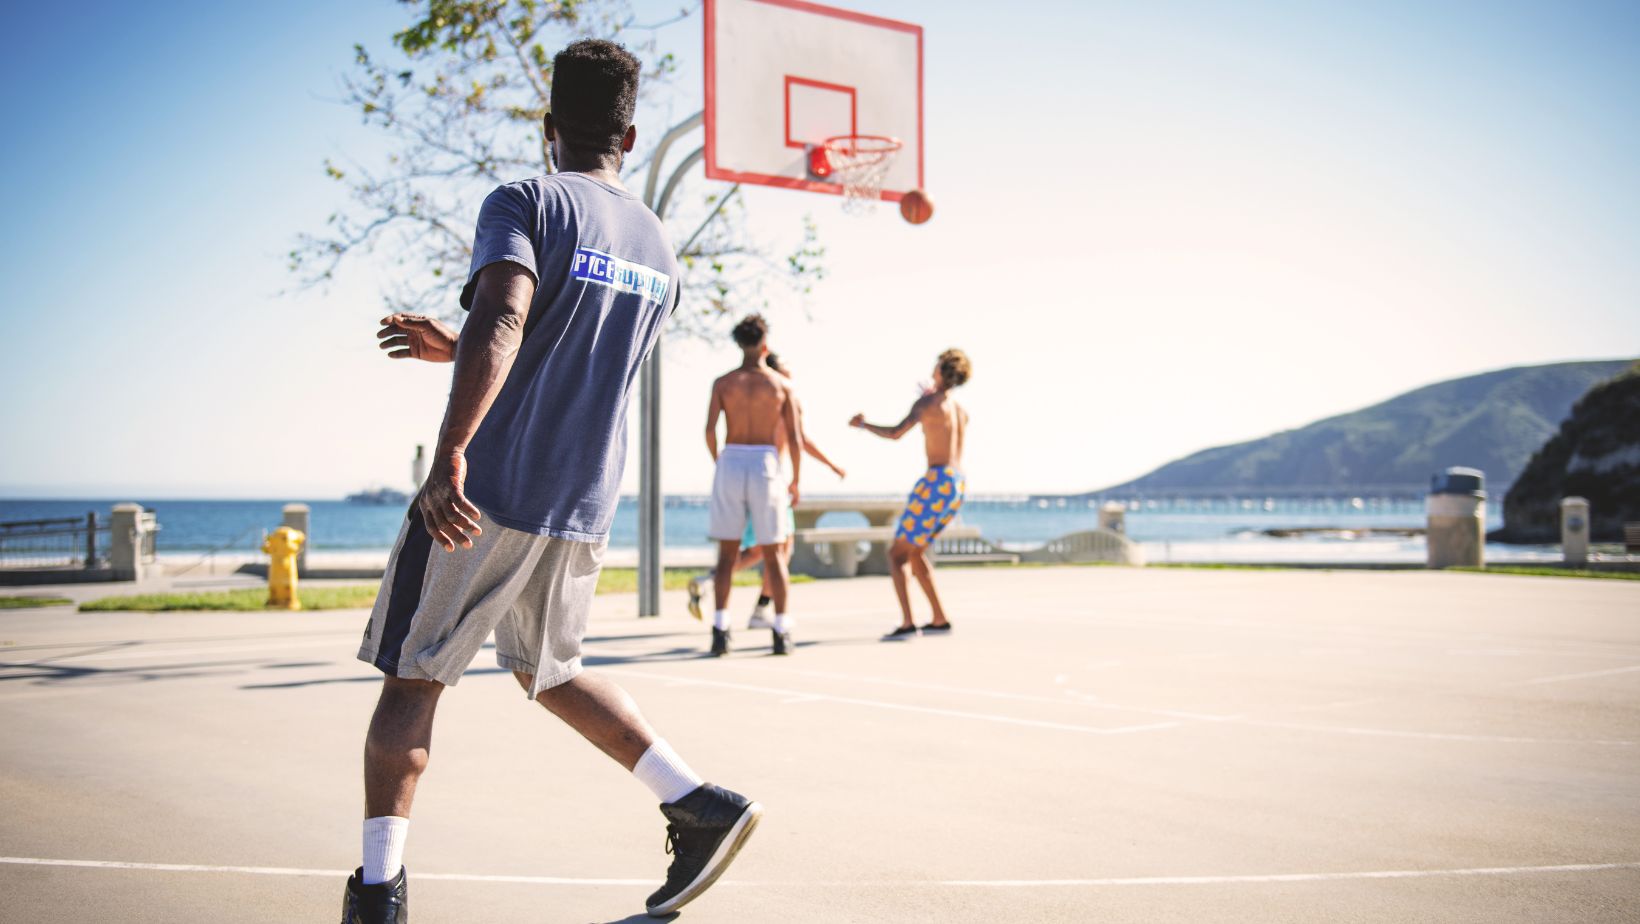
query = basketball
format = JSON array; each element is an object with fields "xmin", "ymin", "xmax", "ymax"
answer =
[{"xmin": 899, "ymin": 188, "xmax": 934, "ymax": 225}]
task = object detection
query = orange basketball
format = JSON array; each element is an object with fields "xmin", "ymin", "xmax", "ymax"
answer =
[{"xmin": 899, "ymin": 188, "xmax": 934, "ymax": 225}]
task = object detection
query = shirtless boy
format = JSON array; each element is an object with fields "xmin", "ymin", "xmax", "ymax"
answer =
[
  {"xmin": 687, "ymin": 351, "xmax": 845, "ymax": 628},
  {"xmin": 850, "ymin": 349, "xmax": 971, "ymax": 639},
  {"xmin": 704, "ymin": 315, "xmax": 802, "ymax": 656}
]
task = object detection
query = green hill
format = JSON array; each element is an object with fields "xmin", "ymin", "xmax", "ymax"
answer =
[
  {"xmin": 1497, "ymin": 363, "xmax": 1640, "ymax": 542},
  {"xmin": 1089, "ymin": 359, "xmax": 1635, "ymax": 496}
]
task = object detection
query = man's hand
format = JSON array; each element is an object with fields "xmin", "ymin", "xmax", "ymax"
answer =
[
  {"xmin": 417, "ymin": 450, "xmax": 483, "ymax": 551},
  {"xmin": 848, "ymin": 413, "xmax": 865, "ymax": 428},
  {"xmin": 378, "ymin": 314, "xmax": 458, "ymax": 362},
  {"xmin": 788, "ymin": 480, "xmax": 801, "ymax": 507}
]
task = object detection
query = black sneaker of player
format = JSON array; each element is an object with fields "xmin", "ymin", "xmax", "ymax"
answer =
[
  {"xmin": 646, "ymin": 784, "xmax": 764, "ymax": 917},
  {"xmin": 881, "ymin": 625, "xmax": 919, "ymax": 641},
  {"xmin": 710, "ymin": 626, "xmax": 731, "ymax": 657},
  {"xmin": 342, "ymin": 867, "xmax": 408, "ymax": 924},
  {"xmin": 771, "ymin": 628, "xmax": 791, "ymax": 655},
  {"xmin": 919, "ymin": 621, "xmax": 952, "ymax": 635}
]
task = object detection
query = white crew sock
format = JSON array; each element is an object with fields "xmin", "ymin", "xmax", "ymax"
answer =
[
  {"xmin": 633, "ymin": 739, "xmax": 705, "ymax": 804},
  {"xmin": 362, "ymin": 816, "xmax": 409, "ymax": 885},
  {"xmin": 712, "ymin": 609, "xmax": 730, "ymax": 630},
  {"xmin": 774, "ymin": 613, "xmax": 792, "ymax": 633}
]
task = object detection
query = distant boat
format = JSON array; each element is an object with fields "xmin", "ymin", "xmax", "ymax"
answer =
[{"xmin": 346, "ymin": 487, "xmax": 411, "ymax": 506}]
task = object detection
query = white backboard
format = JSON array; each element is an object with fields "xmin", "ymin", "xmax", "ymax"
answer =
[{"xmin": 704, "ymin": 0, "xmax": 924, "ymax": 202}]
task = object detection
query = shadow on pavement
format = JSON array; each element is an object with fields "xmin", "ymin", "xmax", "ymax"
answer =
[
  {"xmin": 0, "ymin": 627, "xmax": 891, "ymax": 695},
  {"xmin": 597, "ymin": 913, "xmax": 676, "ymax": 924}
]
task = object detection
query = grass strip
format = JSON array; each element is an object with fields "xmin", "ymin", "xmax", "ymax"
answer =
[
  {"xmin": 0, "ymin": 595, "xmax": 74, "ymax": 609},
  {"xmin": 77, "ymin": 568, "xmax": 809, "ymax": 612},
  {"xmin": 80, "ymin": 585, "xmax": 380, "ymax": 612},
  {"xmin": 1450, "ymin": 565, "xmax": 1640, "ymax": 581},
  {"xmin": 596, "ymin": 567, "xmax": 811, "ymax": 594}
]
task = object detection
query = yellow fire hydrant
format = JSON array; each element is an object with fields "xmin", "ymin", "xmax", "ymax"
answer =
[{"xmin": 262, "ymin": 526, "xmax": 306, "ymax": 610}]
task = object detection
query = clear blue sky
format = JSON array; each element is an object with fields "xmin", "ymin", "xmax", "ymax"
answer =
[{"xmin": 2, "ymin": 0, "xmax": 1637, "ymax": 498}]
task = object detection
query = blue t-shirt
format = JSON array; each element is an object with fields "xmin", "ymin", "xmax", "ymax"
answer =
[{"xmin": 459, "ymin": 172, "xmax": 677, "ymax": 541}]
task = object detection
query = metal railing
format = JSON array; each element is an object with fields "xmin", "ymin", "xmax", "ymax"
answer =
[
  {"xmin": 0, "ymin": 511, "xmax": 160, "ymax": 570},
  {"xmin": 0, "ymin": 514, "xmax": 106, "ymax": 569}
]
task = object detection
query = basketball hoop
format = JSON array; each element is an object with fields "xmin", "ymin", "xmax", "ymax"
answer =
[{"xmin": 811, "ymin": 134, "xmax": 903, "ymax": 212}]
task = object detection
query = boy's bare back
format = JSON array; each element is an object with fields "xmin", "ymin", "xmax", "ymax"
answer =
[
  {"xmin": 713, "ymin": 366, "xmax": 792, "ymax": 446},
  {"xmin": 917, "ymin": 390, "xmax": 967, "ymax": 469}
]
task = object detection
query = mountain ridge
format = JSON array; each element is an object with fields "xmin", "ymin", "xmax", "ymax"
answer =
[
  {"xmin": 1497, "ymin": 363, "xmax": 1640, "ymax": 542},
  {"xmin": 1080, "ymin": 359, "xmax": 1634, "ymax": 497}
]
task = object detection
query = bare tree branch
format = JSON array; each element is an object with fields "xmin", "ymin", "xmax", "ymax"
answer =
[{"xmin": 289, "ymin": 0, "xmax": 822, "ymax": 333}]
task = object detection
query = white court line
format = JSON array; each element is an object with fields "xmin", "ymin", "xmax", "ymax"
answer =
[
  {"xmin": 2, "ymin": 856, "xmax": 1636, "ymax": 888},
  {"xmin": 644, "ymin": 661, "xmax": 1637, "ymax": 746},
  {"xmin": 598, "ymin": 668, "xmax": 1181, "ymax": 736},
  {"xmin": 1518, "ymin": 665, "xmax": 1640, "ymax": 686},
  {"xmin": 938, "ymin": 862, "xmax": 1640, "ymax": 886},
  {"xmin": 0, "ymin": 857, "xmax": 648, "ymax": 885},
  {"xmin": 0, "ymin": 636, "xmax": 356, "ymax": 667},
  {"xmin": 714, "ymin": 662, "xmax": 1235, "ymax": 722},
  {"xmin": 1227, "ymin": 717, "xmax": 1637, "ymax": 747},
  {"xmin": 961, "ymin": 597, "xmax": 1640, "ymax": 656}
]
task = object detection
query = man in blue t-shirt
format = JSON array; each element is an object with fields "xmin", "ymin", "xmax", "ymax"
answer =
[{"xmin": 346, "ymin": 40, "xmax": 761, "ymax": 923}]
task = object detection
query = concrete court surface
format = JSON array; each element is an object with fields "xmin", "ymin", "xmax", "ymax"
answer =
[{"xmin": 0, "ymin": 567, "xmax": 1637, "ymax": 923}]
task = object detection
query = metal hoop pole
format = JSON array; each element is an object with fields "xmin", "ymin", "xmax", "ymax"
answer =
[{"xmin": 636, "ymin": 111, "xmax": 704, "ymax": 618}]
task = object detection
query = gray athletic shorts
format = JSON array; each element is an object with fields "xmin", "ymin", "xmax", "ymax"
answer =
[
  {"xmin": 708, "ymin": 444, "xmax": 788, "ymax": 546},
  {"xmin": 357, "ymin": 507, "xmax": 605, "ymax": 698}
]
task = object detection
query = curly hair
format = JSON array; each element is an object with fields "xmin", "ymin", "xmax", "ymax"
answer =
[
  {"xmin": 732, "ymin": 313, "xmax": 768, "ymax": 349},
  {"xmin": 937, "ymin": 349, "xmax": 971, "ymax": 388}
]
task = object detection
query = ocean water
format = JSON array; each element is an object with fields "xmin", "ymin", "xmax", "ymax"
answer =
[{"xmin": 0, "ymin": 495, "xmax": 1554, "ymax": 564}]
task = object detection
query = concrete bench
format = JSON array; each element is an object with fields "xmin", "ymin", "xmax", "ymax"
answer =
[
  {"xmin": 1018, "ymin": 528, "xmax": 1146, "ymax": 566},
  {"xmin": 791, "ymin": 524, "xmax": 984, "ymax": 579}
]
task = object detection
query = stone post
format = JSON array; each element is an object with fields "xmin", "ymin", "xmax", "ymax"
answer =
[
  {"xmin": 1099, "ymin": 501, "xmax": 1127, "ymax": 534},
  {"xmin": 1560, "ymin": 497, "xmax": 1590, "ymax": 567},
  {"xmin": 282, "ymin": 503, "xmax": 311, "ymax": 575},
  {"xmin": 1426, "ymin": 468, "xmax": 1485, "ymax": 570},
  {"xmin": 109, "ymin": 503, "xmax": 148, "ymax": 582}
]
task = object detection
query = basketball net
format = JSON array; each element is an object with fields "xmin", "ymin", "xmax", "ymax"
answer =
[{"xmin": 821, "ymin": 135, "xmax": 903, "ymax": 213}]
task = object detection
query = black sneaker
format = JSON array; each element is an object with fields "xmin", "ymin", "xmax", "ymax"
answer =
[
  {"xmin": 342, "ymin": 867, "xmax": 407, "ymax": 924},
  {"xmin": 771, "ymin": 629, "xmax": 791, "ymax": 655},
  {"xmin": 881, "ymin": 625, "xmax": 919, "ymax": 641},
  {"xmin": 919, "ymin": 622, "xmax": 952, "ymax": 635},
  {"xmin": 646, "ymin": 784, "xmax": 764, "ymax": 917},
  {"xmin": 710, "ymin": 626, "xmax": 731, "ymax": 657}
]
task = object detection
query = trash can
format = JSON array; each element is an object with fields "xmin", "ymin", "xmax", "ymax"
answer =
[
  {"xmin": 1561, "ymin": 497, "xmax": 1590, "ymax": 567},
  {"xmin": 1426, "ymin": 467, "xmax": 1485, "ymax": 569},
  {"xmin": 1099, "ymin": 501, "xmax": 1126, "ymax": 534}
]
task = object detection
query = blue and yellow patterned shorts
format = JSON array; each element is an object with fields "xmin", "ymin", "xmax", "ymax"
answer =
[{"xmin": 895, "ymin": 466, "xmax": 966, "ymax": 548}]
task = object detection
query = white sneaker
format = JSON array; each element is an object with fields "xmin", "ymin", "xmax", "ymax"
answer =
[
  {"xmin": 686, "ymin": 577, "xmax": 704, "ymax": 621},
  {"xmin": 746, "ymin": 605, "xmax": 772, "ymax": 630}
]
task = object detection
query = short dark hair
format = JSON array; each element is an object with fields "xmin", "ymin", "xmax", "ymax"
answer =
[
  {"xmin": 765, "ymin": 352, "xmax": 785, "ymax": 374},
  {"xmin": 937, "ymin": 349, "xmax": 971, "ymax": 387},
  {"xmin": 732, "ymin": 314, "xmax": 768, "ymax": 349},
  {"xmin": 550, "ymin": 40, "xmax": 640, "ymax": 155}
]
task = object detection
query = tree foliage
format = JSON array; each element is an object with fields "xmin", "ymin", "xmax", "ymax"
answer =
[{"xmin": 289, "ymin": 0, "xmax": 824, "ymax": 331}]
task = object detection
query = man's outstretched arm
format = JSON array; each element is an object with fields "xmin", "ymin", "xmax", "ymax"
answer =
[
  {"xmin": 781, "ymin": 384, "xmax": 802, "ymax": 505},
  {"xmin": 793, "ymin": 399, "xmax": 845, "ymax": 478},
  {"xmin": 849, "ymin": 397, "xmax": 925, "ymax": 441},
  {"xmin": 704, "ymin": 381, "xmax": 723, "ymax": 462},
  {"xmin": 419, "ymin": 262, "xmax": 535, "ymax": 551}
]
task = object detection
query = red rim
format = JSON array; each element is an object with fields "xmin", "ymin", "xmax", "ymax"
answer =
[{"xmin": 821, "ymin": 134, "xmax": 904, "ymax": 158}]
